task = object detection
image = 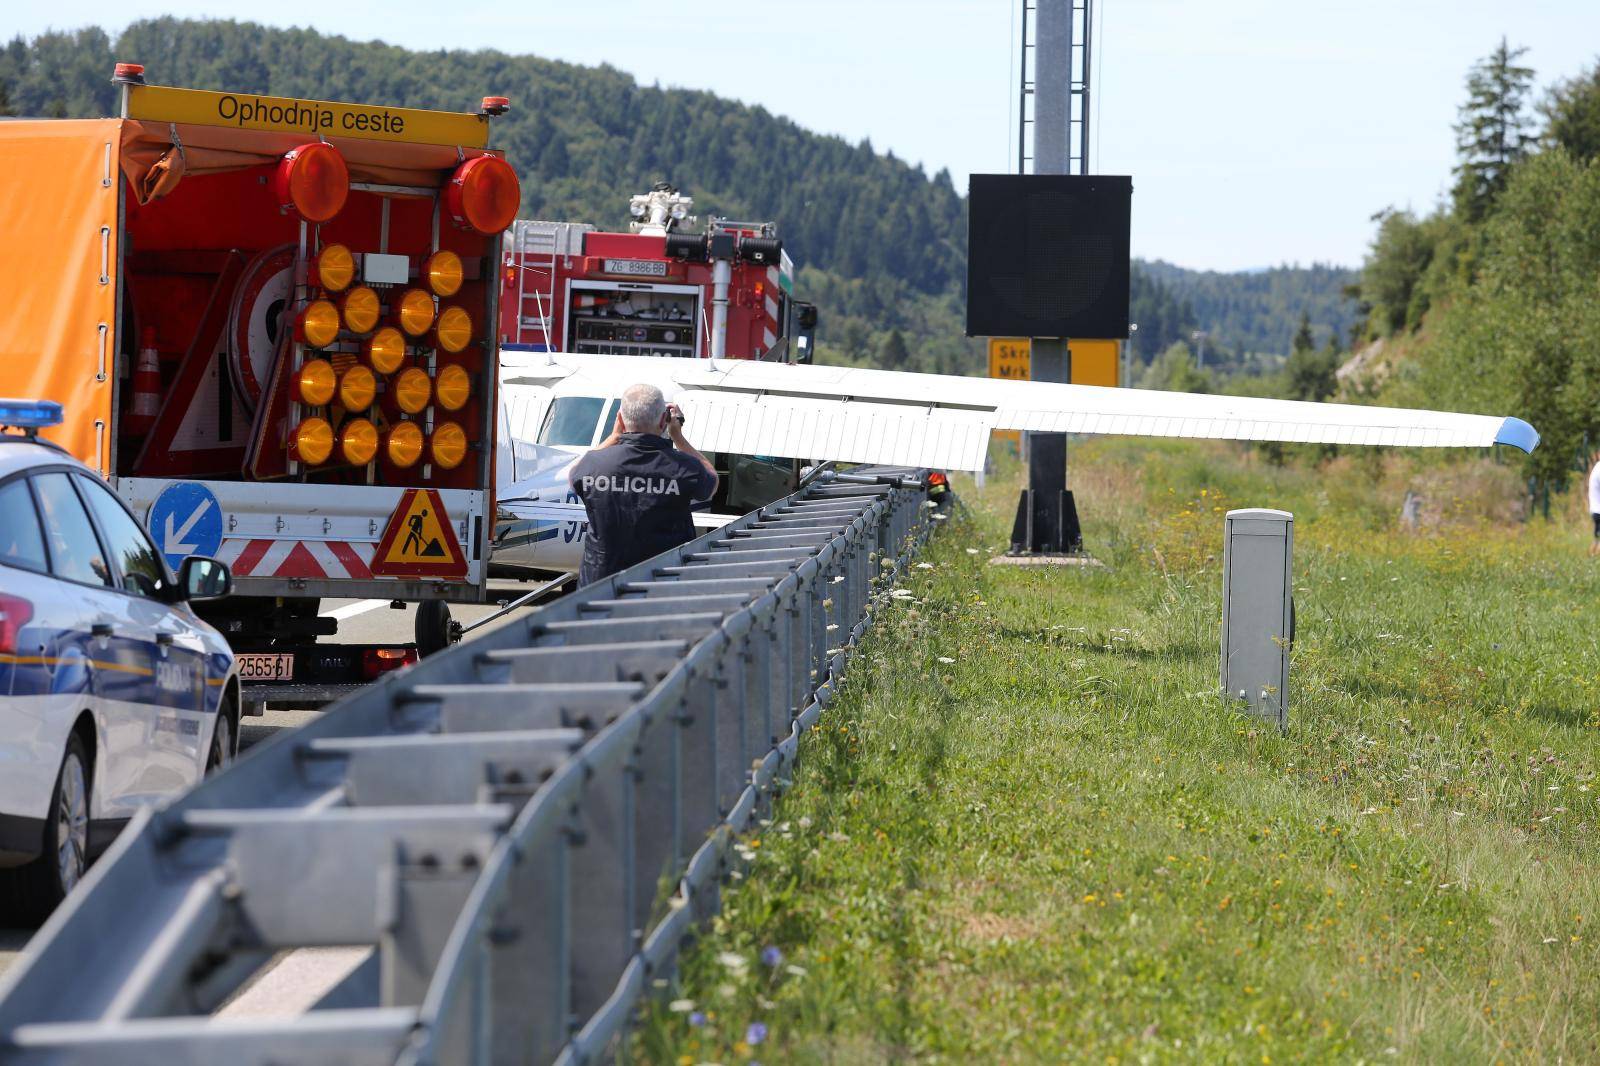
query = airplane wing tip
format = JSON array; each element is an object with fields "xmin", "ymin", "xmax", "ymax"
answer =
[{"xmin": 1494, "ymin": 416, "xmax": 1539, "ymax": 454}]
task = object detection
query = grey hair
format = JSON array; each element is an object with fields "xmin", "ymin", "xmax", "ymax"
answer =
[{"xmin": 619, "ymin": 383, "xmax": 668, "ymax": 432}]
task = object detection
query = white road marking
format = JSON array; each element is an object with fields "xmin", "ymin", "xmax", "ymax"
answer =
[{"xmin": 321, "ymin": 599, "xmax": 391, "ymax": 622}]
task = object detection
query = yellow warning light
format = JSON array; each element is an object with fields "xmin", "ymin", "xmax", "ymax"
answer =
[
  {"xmin": 430, "ymin": 421, "xmax": 468, "ymax": 469},
  {"xmin": 424, "ymin": 250, "xmax": 464, "ymax": 297},
  {"xmin": 394, "ymin": 367, "xmax": 432, "ymax": 414},
  {"xmin": 435, "ymin": 363, "xmax": 471, "ymax": 411},
  {"xmin": 292, "ymin": 417, "xmax": 334, "ymax": 464},
  {"xmin": 339, "ymin": 418, "xmax": 379, "ymax": 465},
  {"xmin": 341, "ymin": 285, "xmax": 380, "ymax": 334},
  {"xmin": 435, "ymin": 305, "xmax": 473, "ymax": 354},
  {"xmin": 397, "ymin": 288, "xmax": 435, "ymax": 337},
  {"xmin": 295, "ymin": 359, "xmax": 337, "ymax": 405},
  {"xmin": 316, "ymin": 243, "xmax": 355, "ymax": 292},
  {"xmin": 299, "ymin": 300, "xmax": 341, "ymax": 349},
  {"xmin": 366, "ymin": 326, "xmax": 406, "ymax": 374},
  {"xmin": 385, "ymin": 421, "xmax": 424, "ymax": 468},
  {"xmin": 339, "ymin": 364, "xmax": 377, "ymax": 410}
]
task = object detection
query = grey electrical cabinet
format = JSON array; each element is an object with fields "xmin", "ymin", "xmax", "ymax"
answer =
[{"xmin": 1221, "ymin": 508, "xmax": 1294, "ymax": 728}]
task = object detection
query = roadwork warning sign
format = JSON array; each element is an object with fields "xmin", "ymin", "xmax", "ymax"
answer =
[{"xmin": 371, "ymin": 489, "xmax": 467, "ymax": 578}]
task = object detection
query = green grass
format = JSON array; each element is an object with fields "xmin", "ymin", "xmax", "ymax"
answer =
[{"xmin": 636, "ymin": 440, "xmax": 1600, "ymax": 1064}]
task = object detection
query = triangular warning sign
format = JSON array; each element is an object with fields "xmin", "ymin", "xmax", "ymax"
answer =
[{"xmin": 371, "ymin": 488, "xmax": 468, "ymax": 578}]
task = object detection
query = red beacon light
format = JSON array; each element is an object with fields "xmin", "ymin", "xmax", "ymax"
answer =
[
  {"xmin": 444, "ymin": 154, "xmax": 520, "ymax": 236},
  {"xmin": 111, "ymin": 62, "xmax": 146, "ymax": 85},
  {"xmin": 479, "ymin": 96, "xmax": 511, "ymax": 116},
  {"xmin": 275, "ymin": 142, "xmax": 350, "ymax": 223}
]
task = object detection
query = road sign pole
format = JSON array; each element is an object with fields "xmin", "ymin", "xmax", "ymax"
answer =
[{"xmin": 1016, "ymin": 0, "xmax": 1080, "ymax": 555}]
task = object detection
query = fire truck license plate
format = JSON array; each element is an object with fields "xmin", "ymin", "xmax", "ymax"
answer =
[
  {"xmin": 236, "ymin": 653, "xmax": 294, "ymax": 682},
  {"xmin": 603, "ymin": 258, "xmax": 668, "ymax": 277}
]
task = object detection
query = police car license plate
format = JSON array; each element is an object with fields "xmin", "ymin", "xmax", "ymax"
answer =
[{"xmin": 236, "ymin": 653, "xmax": 294, "ymax": 682}]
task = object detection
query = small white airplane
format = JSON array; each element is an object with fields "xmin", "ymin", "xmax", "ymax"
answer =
[{"xmin": 490, "ymin": 350, "xmax": 1539, "ymax": 575}]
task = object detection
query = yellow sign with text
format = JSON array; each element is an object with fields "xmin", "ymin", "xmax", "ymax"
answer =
[
  {"xmin": 985, "ymin": 338, "xmax": 1122, "ymax": 388},
  {"xmin": 126, "ymin": 84, "xmax": 490, "ymax": 149},
  {"xmin": 987, "ymin": 338, "xmax": 1031, "ymax": 381}
]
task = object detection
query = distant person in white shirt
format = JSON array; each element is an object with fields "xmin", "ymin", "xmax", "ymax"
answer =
[{"xmin": 1590, "ymin": 452, "xmax": 1600, "ymax": 556}]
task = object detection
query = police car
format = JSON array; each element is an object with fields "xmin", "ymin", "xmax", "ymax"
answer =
[{"xmin": 0, "ymin": 400, "xmax": 239, "ymax": 920}]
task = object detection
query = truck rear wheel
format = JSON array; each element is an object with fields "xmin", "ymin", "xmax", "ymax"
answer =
[{"xmin": 415, "ymin": 600, "xmax": 454, "ymax": 657}]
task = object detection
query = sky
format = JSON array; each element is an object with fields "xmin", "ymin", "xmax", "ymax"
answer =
[{"xmin": 12, "ymin": 0, "xmax": 1600, "ymax": 271}]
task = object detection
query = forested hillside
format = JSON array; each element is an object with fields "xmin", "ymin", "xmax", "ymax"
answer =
[
  {"xmin": 1, "ymin": 19, "xmax": 1357, "ymax": 381},
  {"xmin": 1352, "ymin": 39, "xmax": 1600, "ymax": 484},
  {"xmin": 0, "ymin": 19, "xmax": 979, "ymax": 370}
]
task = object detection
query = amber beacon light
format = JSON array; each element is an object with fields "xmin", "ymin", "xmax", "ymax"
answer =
[
  {"xmin": 275, "ymin": 143, "xmax": 350, "ymax": 223},
  {"xmin": 291, "ymin": 417, "xmax": 334, "ymax": 464},
  {"xmin": 298, "ymin": 300, "xmax": 341, "ymax": 349},
  {"xmin": 385, "ymin": 421, "xmax": 424, "ymax": 468},
  {"xmin": 444, "ymin": 155, "xmax": 520, "ymax": 235},
  {"xmin": 424, "ymin": 250, "xmax": 464, "ymax": 297},
  {"xmin": 339, "ymin": 418, "xmax": 379, "ymax": 465},
  {"xmin": 430, "ymin": 421, "xmax": 468, "ymax": 469},
  {"xmin": 315, "ymin": 243, "xmax": 355, "ymax": 291}
]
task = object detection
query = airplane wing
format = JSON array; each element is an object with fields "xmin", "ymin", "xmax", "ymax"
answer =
[{"xmin": 499, "ymin": 351, "xmax": 1539, "ymax": 473}]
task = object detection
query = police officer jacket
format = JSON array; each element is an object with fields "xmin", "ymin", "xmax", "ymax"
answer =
[{"xmin": 569, "ymin": 433, "xmax": 716, "ymax": 585}]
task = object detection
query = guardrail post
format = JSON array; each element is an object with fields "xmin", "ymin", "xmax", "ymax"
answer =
[
  {"xmin": 487, "ymin": 817, "xmax": 570, "ymax": 1065},
  {"xmin": 568, "ymin": 744, "xmax": 634, "ymax": 1020},
  {"xmin": 631, "ymin": 712, "xmax": 678, "ymax": 940}
]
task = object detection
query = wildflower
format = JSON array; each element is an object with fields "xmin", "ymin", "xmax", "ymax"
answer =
[
  {"xmin": 785, "ymin": 964, "xmax": 808, "ymax": 977},
  {"xmin": 938, "ymin": 656, "xmax": 955, "ymax": 664},
  {"xmin": 746, "ymin": 1022, "xmax": 769, "ymax": 1045},
  {"xmin": 797, "ymin": 816, "xmax": 812, "ymax": 829},
  {"xmin": 669, "ymin": 999, "xmax": 695, "ymax": 1012},
  {"xmin": 966, "ymin": 548, "xmax": 980, "ymax": 555},
  {"xmin": 718, "ymin": 952, "xmax": 748, "ymax": 972},
  {"xmin": 762, "ymin": 946, "xmax": 784, "ymax": 967},
  {"xmin": 688, "ymin": 1011, "xmax": 707, "ymax": 1028}
]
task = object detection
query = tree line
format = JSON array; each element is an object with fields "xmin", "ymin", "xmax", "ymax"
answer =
[
  {"xmin": 1352, "ymin": 39, "xmax": 1600, "ymax": 485},
  {"xmin": 1, "ymin": 18, "xmax": 1360, "ymax": 382}
]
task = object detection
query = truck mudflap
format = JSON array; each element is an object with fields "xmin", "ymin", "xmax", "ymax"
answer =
[{"xmin": 116, "ymin": 477, "xmax": 489, "ymax": 600}]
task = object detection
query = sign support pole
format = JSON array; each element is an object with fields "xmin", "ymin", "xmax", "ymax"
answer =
[{"xmin": 1012, "ymin": 0, "xmax": 1083, "ymax": 554}]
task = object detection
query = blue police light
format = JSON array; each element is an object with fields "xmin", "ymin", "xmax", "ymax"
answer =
[{"xmin": 0, "ymin": 399, "xmax": 65, "ymax": 429}]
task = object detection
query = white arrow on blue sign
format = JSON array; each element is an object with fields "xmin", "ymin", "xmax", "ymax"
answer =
[{"xmin": 147, "ymin": 482, "xmax": 224, "ymax": 570}]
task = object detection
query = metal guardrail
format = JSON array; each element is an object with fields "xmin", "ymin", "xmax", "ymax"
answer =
[{"xmin": 0, "ymin": 466, "xmax": 938, "ymax": 1065}]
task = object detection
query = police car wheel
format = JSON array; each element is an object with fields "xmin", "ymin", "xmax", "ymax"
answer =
[
  {"xmin": 1, "ymin": 734, "xmax": 91, "ymax": 922},
  {"xmin": 415, "ymin": 600, "xmax": 453, "ymax": 658},
  {"xmin": 206, "ymin": 697, "xmax": 237, "ymax": 775}
]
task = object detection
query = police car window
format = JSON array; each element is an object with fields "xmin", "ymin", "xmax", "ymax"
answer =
[
  {"xmin": 31, "ymin": 473, "xmax": 113, "ymax": 588},
  {"xmin": 538, "ymin": 396, "xmax": 606, "ymax": 446},
  {"xmin": 602, "ymin": 399, "xmax": 621, "ymax": 438},
  {"xmin": 0, "ymin": 479, "xmax": 48, "ymax": 572},
  {"xmin": 74, "ymin": 474, "xmax": 170, "ymax": 599}
]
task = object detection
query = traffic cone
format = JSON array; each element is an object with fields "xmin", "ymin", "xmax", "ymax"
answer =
[{"xmin": 126, "ymin": 327, "xmax": 160, "ymax": 436}]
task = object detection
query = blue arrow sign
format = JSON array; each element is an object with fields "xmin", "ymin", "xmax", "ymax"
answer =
[{"xmin": 148, "ymin": 482, "xmax": 223, "ymax": 571}]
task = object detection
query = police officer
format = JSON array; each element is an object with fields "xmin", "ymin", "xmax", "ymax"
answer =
[{"xmin": 568, "ymin": 383, "xmax": 718, "ymax": 585}]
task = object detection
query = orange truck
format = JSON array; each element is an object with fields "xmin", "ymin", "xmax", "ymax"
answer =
[{"xmin": 0, "ymin": 64, "xmax": 520, "ymax": 710}]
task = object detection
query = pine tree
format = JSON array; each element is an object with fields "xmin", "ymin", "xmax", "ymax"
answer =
[
  {"xmin": 878, "ymin": 328, "xmax": 909, "ymax": 370},
  {"xmin": 1453, "ymin": 38, "xmax": 1536, "ymax": 221},
  {"xmin": 1541, "ymin": 60, "xmax": 1600, "ymax": 162}
]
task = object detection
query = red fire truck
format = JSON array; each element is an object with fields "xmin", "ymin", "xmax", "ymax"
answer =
[
  {"xmin": 0, "ymin": 66, "xmax": 521, "ymax": 711},
  {"xmin": 498, "ymin": 183, "xmax": 817, "ymax": 362}
]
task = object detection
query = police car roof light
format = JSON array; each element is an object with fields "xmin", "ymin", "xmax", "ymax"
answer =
[{"xmin": 0, "ymin": 398, "xmax": 65, "ymax": 430}]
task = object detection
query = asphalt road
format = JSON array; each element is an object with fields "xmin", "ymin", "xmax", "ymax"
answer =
[{"xmin": 0, "ymin": 577, "xmax": 568, "ymax": 999}]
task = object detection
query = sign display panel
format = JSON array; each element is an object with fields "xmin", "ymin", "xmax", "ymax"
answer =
[{"xmin": 966, "ymin": 174, "xmax": 1132, "ymax": 340}]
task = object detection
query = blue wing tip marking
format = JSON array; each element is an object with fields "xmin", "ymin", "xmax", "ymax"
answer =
[{"xmin": 1494, "ymin": 417, "xmax": 1539, "ymax": 453}]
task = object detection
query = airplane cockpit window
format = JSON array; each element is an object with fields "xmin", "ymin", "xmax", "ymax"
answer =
[{"xmin": 538, "ymin": 396, "xmax": 607, "ymax": 446}]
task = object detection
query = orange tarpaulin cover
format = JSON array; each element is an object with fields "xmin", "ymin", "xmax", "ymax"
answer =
[
  {"xmin": 0, "ymin": 119, "xmax": 121, "ymax": 471},
  {"xmin": 0, "ymin": 117, "xmax": 498, "ymax": 472}
]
